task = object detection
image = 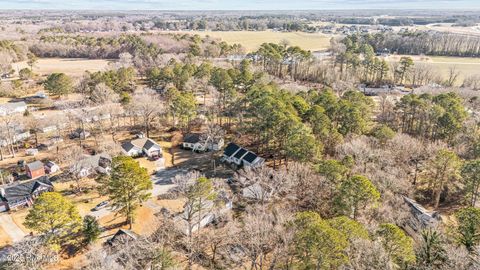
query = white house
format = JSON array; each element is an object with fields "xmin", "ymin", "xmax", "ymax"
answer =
[
  {"xmin": 71, "ymin": 153, "xmax": 112, "ymax": 178},
  {"xmin": 182, "ymin": 133, "xmax": 224, "ymax": 152},
  {"xmin": 121, "ymin": 138, "xmax": 162, "ymax": 158}
]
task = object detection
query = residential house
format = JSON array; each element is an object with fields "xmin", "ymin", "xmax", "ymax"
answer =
[
  {"xmin": 25, "ymin": 161, "xmax": 46, "ymax": 179},
  {"xmin": 0, "ymin": 176, "xmax": 54, "ymax": 212},
  {"xmin": 71, "ymin": 153, "xmax": 112, "ymax": 178},
  {"xmin": 0, "ymin": 101, "xmax": 27, "ymax": 116},
  {"xmin": 0, "ymin": 130, "xmax": 30, "ymax": 147},
  {"xmin": 222, "ymin": 143, "xmax": 264, "ymax": 168},
  {"xmin": 39, "ymin": 125, "xmax": 58, "ymax": 134},
  {"xmin": 182, "ymin": 133, "xmax": 224, "ymax": 152},
  {"xmin": 121, "ymin": 138, "xmax": 162, "ymax": 158},
  {"xmin": 107, "ymin": 229, "xmax": 139, "ymax": 246},
  {"xmin": 403, "ymin": 196, "xmax": 441, "ymax": 232}
]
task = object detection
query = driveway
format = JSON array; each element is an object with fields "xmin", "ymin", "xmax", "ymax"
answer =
[{"xmin": 0, "ymin": 214, "xmax": 26, "ymax": 242}]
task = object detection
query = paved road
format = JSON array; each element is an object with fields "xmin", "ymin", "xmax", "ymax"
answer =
[{"xmin": 0, "ymin": 214, "xmax": 26, "ymax": 242}]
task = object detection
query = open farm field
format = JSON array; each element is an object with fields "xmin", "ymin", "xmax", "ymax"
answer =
[
  {"xmin": 387, "ymin": 54, "xmax": 480, "ymax": 84},
  {"xmin": 163, "ymin": 30, "xmax": 334, "ymax": 52},
  {"xmin": 12, "ymin": 58, "xmax": 113, "ymax": 77}
]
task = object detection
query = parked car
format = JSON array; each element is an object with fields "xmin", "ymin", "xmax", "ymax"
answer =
[{"xmin": 92, "ymin": 201, "xmax": 109, "ymax": 211}]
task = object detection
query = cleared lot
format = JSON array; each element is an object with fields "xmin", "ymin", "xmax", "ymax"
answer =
[{"xmin": 12, "ymin": 58, "xmax": 113, "ymax": 77}]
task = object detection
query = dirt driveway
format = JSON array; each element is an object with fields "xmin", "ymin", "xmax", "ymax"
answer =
[{"xmin": 0, "ymin": 214, "xmax": 26, "ymax": 242}]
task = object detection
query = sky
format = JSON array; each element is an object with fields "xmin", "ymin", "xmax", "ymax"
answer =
[{"xmin": 0, "ymin": 0, "xmax": 478, "ymax": 10}]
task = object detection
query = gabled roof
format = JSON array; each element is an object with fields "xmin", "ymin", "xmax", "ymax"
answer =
[
  {"xmin": 233, "ymin": 148, "xmax": 247, "ymax": 159},
  {"xmin": 1, "ymin": 176, "xmax": 53, "ymax": 202},
  {"xmin": 223, "ymin": 143, "xmax": 240, "ymax": 157},
  {"xmin": 129, "ymin": 138, "xmax": 160, "ymax": 151},
  {"xmin": 121, "ymin": 141, "xmax": 138, "ymax": 152},
  {"xmin": 108, "ymin": 229, "xmax": 139, "ymax": 245},
  {"xmin": 73, "ymin": 153, "xmax": 111, "ymax": 172},
  {"xmin": 183, "ymin": 133, "xmax": 201, "ymax": 144},
  {"xmin": 243, "ymin": 152, "xmax": 258, "ymax": 163},
  {"xmin": 143, "ymin": 139, "xmax": 158, "ymax": 150},
  {"xmin": 26, "ymin": 161, "xmax": 44, "ymax": 171}
]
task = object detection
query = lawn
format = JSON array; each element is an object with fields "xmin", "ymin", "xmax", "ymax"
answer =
[
  {"xmin": 387, "ymin": 54, "xmax": 480, "ymax": 85},
  {"xmin": 164, "ymin": 30, "xmax": 334, "ymax": 52},
  {"xmin": 11, "ymin": 58, "xmax": 113, "ymax": 77}
]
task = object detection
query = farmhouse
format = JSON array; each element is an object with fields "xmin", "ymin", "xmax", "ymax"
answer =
[
  {"xmin": 0, "ymin": 101, "xmax": 27, "ymax": 116},
  {"xmin": 0, "ymin": 176, "xmax": 54, "ymax": 212},
  {"xmin": 25, "ymin": 160, "xmax": 46, "ymax": 179},
  {"xmin": 121, "ymin": 138, "xmax": 162, "ymax": 158},
  {"xmin": 222, "ymin": 143, "xmax": 264, "ymax": 168},
  {"xmin": 182, "ymin": 133, "xmax": 224, "ymax": 152},
  {"xmin": 71, "ymin": 153, "xmax": 112, "ymax": 178}
]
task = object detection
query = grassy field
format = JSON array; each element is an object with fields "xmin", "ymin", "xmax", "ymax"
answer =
[
  {"xmin": 165, "ymin": 30, "xmax": 334, "ymax": 52},
  {"xmin": 12, "ymin": 58, "xmax": 113, "ymax": 77},
  {"xmin": 387, "ymin": 55, "xmax": 480, "ymax": 84}
]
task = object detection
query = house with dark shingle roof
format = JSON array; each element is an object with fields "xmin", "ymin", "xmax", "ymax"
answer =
[
  {"xmin": 121, "ymin": 138, "xmax": 162, "ymax": 158},
  {"xmin": 0, "ymin": 176, "xmax": 53, "ymax": 212},
  {"xmin": 107, "ymin": 229, "xmax": 139, "ymax": 246},
  {"xmin": 222, "ymin": 143, "xmax": 264, "ymax": 168}
]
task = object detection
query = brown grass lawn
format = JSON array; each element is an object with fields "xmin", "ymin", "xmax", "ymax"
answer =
[
  {"xmin": 161, "ymin": 30, "xmax": 334, "ymax": 52},
  {"xmin": 97, "ymin": 205, "xmax": 158, "ymax": 239},
  {"xmin": 11, "ymin": 58, "xmax": 113, "ymax": 78},
  {"xmin": 153, "ymin": 198, "xmax": 186, "ymax": 214},
  {"xmin": 387, "ymin": 54, "xmax": 480, "ymax": 85}
]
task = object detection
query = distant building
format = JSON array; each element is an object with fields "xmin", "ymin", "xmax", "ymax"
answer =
[
  {"xmin": 25, "ymin": 161, "xmax": 46, "ymax": 179},
  {"xmin": 0, "ymin": 176, "xmax": 53, "ymax": 212},
  {"xmin": 222, "ymin": 143, "xmax": 264, "ymax": 168},
  {"xmin": 0, "ymin": 101, "xmax": 27, "ymax": 116}
]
